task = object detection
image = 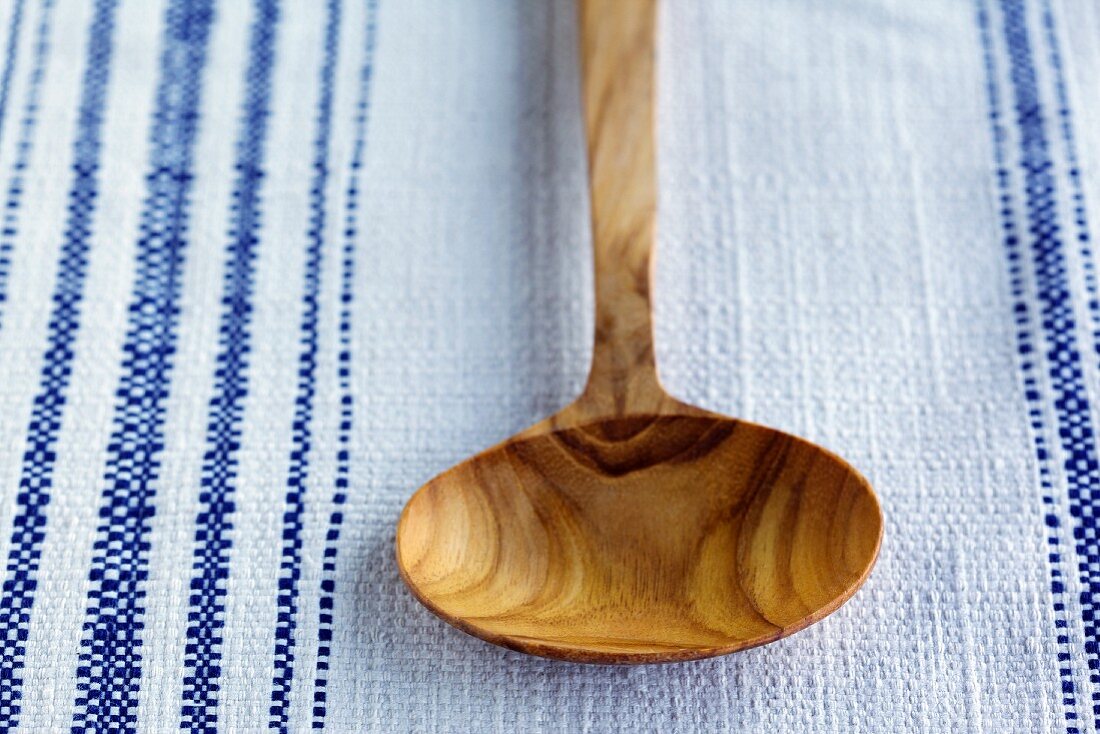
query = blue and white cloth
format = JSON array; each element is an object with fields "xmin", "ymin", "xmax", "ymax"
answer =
[{"xmin": 0, "ymin": 0, "xmax": 1097, "ymax": 731}]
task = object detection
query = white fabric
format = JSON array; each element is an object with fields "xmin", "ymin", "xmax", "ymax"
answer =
[{"xmin": 0, "ymin": 0, "xmax": 1098, "ymax": 731}]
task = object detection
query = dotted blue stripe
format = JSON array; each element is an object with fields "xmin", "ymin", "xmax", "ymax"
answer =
[
  {"xmin": 0, "ymin": 0, "xmax": 53, "ymax": 331},
  {"xmin": 179, "ymin": 0, "xmax": 279, "ymax": 731},
  {"xmin": 1039, "ymin": 11, "xmax": 1100, "ymax": 354},
  {"xmin": 70, "ymin": 0, "xmax": 214, "ymax": 731},
  {"xmin": 993, "ymin": 0, "xmax": 1100, "ymax": 728},
  {"xmin": 1037, "ymin": 1, "xmax": 1099, "ymax": 354},
  {"xmin": 1001, "ymin": 0, "xmax": 1100, "ymax": 726},
  {"xmin": 311, "ymin": 2, "xmax": 378, "ymax": 729},
  {"xmin": 0, "ymin": 0, "xmax": 25, "ymax": 150},
  {"xmin": 260, "ymin": 0, "xmax": 341, "ymax": 726},
  {"xmin": 975, "ymin": 0, "xmax": 1080, "ymax": 728},
  {"xmin": 1037, "ymin": 0, "xmax": 1100, "ymax": 722},
  {"xmin": 0, "ymin": 1, "xmax": 113, "ymax": 730}
]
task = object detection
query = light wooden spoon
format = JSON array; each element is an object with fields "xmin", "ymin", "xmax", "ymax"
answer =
[{"xmin": 396, "ymin": 0, "xmax": 882, "ymax": 664}]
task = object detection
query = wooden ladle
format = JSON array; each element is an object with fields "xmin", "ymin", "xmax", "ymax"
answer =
[{"xmin": 396, "ymin": 0, "xmax": 882, "ymax": 664}]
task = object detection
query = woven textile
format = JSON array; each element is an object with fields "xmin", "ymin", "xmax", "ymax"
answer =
[{"xmin": 0, "ymin": 0, "xmax": 1098, "ymax": 731}]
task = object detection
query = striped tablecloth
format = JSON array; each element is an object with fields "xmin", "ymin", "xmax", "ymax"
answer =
[{"xmin": 0, "ymin": 0, "xmax": 1098, "ymax": 731}]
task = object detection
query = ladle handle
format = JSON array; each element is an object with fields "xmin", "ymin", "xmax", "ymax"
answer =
[{"xmin": 576, "ymin": 0, "xmax": 667, "ymax": 418}]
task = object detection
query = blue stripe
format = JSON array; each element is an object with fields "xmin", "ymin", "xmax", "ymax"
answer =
[
  {"xmin": 310, "ymin": 2, "xmax": 378, "ymax": 729},
  {"xmin": 982, "ymin": 0, "xmax": 1100, "ymax": 729},
  {"xmin": 266, "ymin": 0, "xmax": 345, "ymax": 723},
  {"xmin": 1037, "ymin": 0, "xmax": 1100, "ymax": 721},
  {"xmin": 0, "ymin": 0, "xmax": 25, "ymax": 150},
  {"xmin": 975, "ymin": 0, "xmax": 1080, "ymax": 727},
  {"xmin": 266, "ymin": 0, "xmax": 338, "ymax": 721},
  {"xmin": 1000, "ymin": 0, "xmax": 1100, "ymax": 726},
  {"xmin": 1037, "ymin": 2, "xmax": 1099, "ymax": 349},
  {"xmin": 262, "ymin": 0, "xmax": 341, "ymax": 726},
  {"xmin": 0, "ymin": 0, "xmax": 53, "ymax": 329},
  {"xmin": 179, "ymin": 0, "xmax": 280, "ymax": 730},
  {"xmin": 70, "ymin": 0, "xmax": 214, "ymax": 730},
  {"xmin": 0, "ymin": 1, "xmax": 115, "ymax": 730}
]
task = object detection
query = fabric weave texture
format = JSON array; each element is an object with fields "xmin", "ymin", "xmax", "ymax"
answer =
[{"xmin": 0, "ymin": 0, "xmax": 1098, "ymax": 731}]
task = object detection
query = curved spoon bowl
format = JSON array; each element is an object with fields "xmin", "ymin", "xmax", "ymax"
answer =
[{"xmin": 397, "ymin": 414, "xmax": 882, "ymax": 664}]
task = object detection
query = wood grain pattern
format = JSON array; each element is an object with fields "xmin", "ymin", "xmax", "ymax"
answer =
[
  {"xmin": 574, "ymin": 0, "xmax": 662, "ymax": 420},
  {"xmin": 396, "ymin": 0, "xmax": 883, "ymax": 664},
  {"xmin": 398, "ymin": 417, "xmax": 881, "ymax": 663}
]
